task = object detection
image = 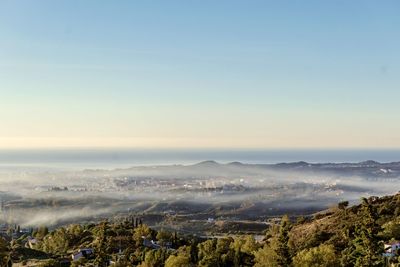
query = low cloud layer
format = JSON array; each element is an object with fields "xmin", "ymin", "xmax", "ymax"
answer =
[{"xmin": 1, "ymin": 161, "xmax": 400, "ymax": 226}]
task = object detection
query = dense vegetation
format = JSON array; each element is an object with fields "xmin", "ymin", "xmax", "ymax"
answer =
[{"xmin": 2, "ymin": 193, "xmax": 400, "ymax": 266}]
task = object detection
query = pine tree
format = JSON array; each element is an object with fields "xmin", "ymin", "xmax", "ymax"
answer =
[
  {"xmin": 275, "ymin": 215, "xmax": 292, "ymax": 267},
  {"xmin": 94, "ymin": 221, "xmax": 109, "ymax": 267},
  {"xmin": 352, "ymin": 197, "xmax": 384, "ymax": 267}
]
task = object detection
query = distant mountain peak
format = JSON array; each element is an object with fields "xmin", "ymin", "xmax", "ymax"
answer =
[
  {"xmin": 227, "ymin": 161, "xmax": 244, "ymax": 166},
  {"xmin": 194, "ymin": 160, "xmax": 219, "ymax": 166},
  {"xmin": 359, "ymin": 160, "xmax": 380, "ymax": 165},
  {"xmin": 275, "ymin": 161, "xmax": 310, "ymax": 168}
]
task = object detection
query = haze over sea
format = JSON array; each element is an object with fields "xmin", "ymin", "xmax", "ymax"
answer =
[{"xmin": 1, "ymin": 149, "xmax": 400, "ymax": 170}]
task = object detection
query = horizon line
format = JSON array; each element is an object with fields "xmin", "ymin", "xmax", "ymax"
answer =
[{"xmin": 2, "ymin": 147, "xmax": 400, "ymax": 151}]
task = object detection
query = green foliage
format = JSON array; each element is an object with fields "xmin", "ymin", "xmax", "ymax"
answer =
[
  {"xmin": 230, "ymin": 235, "xmax": 258, "ymax": 266},
  {"xmin": 10, "ymin": 247, "xmax": 49, "ymax": 262},
  {"xmin": 0, "ymin": 238, "xmax": 12, "ymax": 267},
  {"xmin": 9, "ymin": 193, "xmax": 400, "ymax": 267},
  {"xmin": 94, "ymin": 221, "xmax": 110, "ymax": 267},
  {"xmin": 40, "ymin": 224, "xmax": 89, "ymax": 255},
  {"xmin": 142, "ymin": 248, "xmax": 169, "ymax": 267},
  {"xmin": 381, "ymin": 221, "xmax": 400, "ymax": 241},
  {"xmin": 195, "ymin": 236, "xmax": 258, "ymax": 267},
  {"xmin": 133, "ymin": 224, "xmax": 153, "ymax": 246},
  {"xmin": 292, "ymin": 244, "xmax": 338, "ymax": 267},
  {"xmin": 342, "ymin": 197, "xmax": 385, "ymax": 267},
  {"xmin": 156, "ymin": 229, "xmax": 172, "ymax": 246},
  {"xmin": 165, "ymin": 254, "xmax": 191, "ymax": 267},
  {"xmin": 303, "ymin": 227, "xmax": 333, "ymax": 249},
  {"xmin": 275, "ymin": 215, "xmax": 292, "ymax": 266},
  {"xmin": 33, "ymin": 226, "xmax": 49, "ymax": 240},
  {"xmin": 189, "ymin": 239, "xmax": 199, "ymax": 264},
  {"xmin": 41, "ymin": 227, "xmax": 69, "ymax": 254},
  {"xmin": 198, "ymin": 239, "xmax": 220, "ymax": 267},
  {"xmin": 254, "ymin": 239, "xmax": 279, "ymax": 267},
  {"xmin": 165, "ymin": 245, "xmax": 192, "ymax": 267}
]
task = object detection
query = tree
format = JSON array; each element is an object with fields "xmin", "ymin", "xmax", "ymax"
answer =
[
  {"xmin": 230, "ymin": 236, "xmax": 258, "ymax": 266},
  {"xmin": 275, "ymin": 215, "xmax": 292, "ymax": 266},
  {"xmin": 197, "ymin": 239, "xmax": 219, "ymax": 267},
  {"xmin": 41, "ymin": 227, "xmax": 69, "ymax": 254},
  {"xmin": 133, "ymin": 224, "xmax": 153, "ymax": 246},
  {"xmin": 142, "ymin": 248, "xmax": 169, "ymax": 267},
  {"xmin": 338, "ymin": 201, "xmax": 349, "ymax": 210},
  {"xmin": 189, "ymin": 239, "xmax": 199, "ymax": 264},
  {"xmin": 156, "ymin": 229, "xmax": 172, "ymax": 246},
  {"xmin": 94, "ymin": 221, "xmax": 110, "ymax": 267},
  {"xmin": 165, "ymin": 245, "xmax": 192, "ymax": 267},
  {"xmin": 254, "ymin": 238, "xmax": 279, "ymax": 267},
  {"xmin": 0, "ymin": 238, "xmax": 11, "ymax": 267},
  {"xmin": 165, "ymin": 254, "xmax": 191, "ymax": 267},
  {"xmin": 292, "ymin": 244, "xmax": 338, "ymax": 267},
  {"xmin": 381, "ymin": 221, "xmax": 400, "ymax": 241},
  {"xmin": 346, "ymin": 197, "xmax": 384, "ymax": 266},
  {"xmin": 34, "ymin": 226, "xmax": 49, "ymax": 240}
]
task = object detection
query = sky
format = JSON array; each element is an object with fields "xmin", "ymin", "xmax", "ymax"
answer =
[{"xmin": 0, "ymin": 0, "xmax": 399, "ymax": 149}]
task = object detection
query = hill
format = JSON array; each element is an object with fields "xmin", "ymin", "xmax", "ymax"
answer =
[{"xmin": 1, "ymin": 192, "xmax": 400, "ymax": 266}]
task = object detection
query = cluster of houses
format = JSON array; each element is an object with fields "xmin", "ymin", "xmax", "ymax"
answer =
[
  {"xmin": 68, "ymin": 237, "xmax": 174, "ymax": 265},
  {"xmin": 0, "ymin": 223, "xmax": 32, "ymax": 240},
  {"xmin": 71, "ymin": 235, "xmax": 399, "ymax": 263}
]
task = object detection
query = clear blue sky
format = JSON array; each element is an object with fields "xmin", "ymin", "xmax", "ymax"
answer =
[{"xmin": 1, "ymin": 0, "xmax": 399, "ymax": 149}]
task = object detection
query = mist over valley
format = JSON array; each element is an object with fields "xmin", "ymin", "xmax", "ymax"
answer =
[{"xmin": 1, "ymin": 159, "xmax": 399, "ymax": 233}]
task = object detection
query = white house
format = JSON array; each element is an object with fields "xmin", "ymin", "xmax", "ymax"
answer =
[
  {"xmin": 72, "ymin": 248, "xmax": 94, "ymax": 261},
  {"xmin": 383, "ymin": 241, "xmax": 400, "ymax": 257},
  {"xmin": 27, "ymin": 237, "xmax": 37, "ymax": 249}
]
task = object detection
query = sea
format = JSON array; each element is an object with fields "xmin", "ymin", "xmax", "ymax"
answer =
[{"xmin": 0, "ymin": 149, "xmax": 400, "ymax": 171}]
